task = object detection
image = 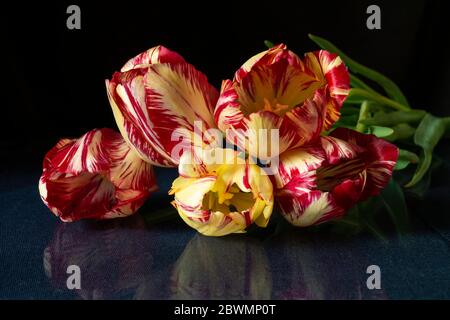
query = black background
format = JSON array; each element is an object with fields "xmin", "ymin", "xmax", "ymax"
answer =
[
  {"xmin": 5, "ymin": 0, "xmax": 450, "ymax": 168},
  {"xmin": 3, "ymin": 1, "xmax": 450, "ymax": 302}
]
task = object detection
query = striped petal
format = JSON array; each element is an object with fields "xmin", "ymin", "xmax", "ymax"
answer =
[
  {"xmin": 329, "ymin": 128, "xmax": 398, "ymax": 200},
  {"xmin": 170, "ymin": 148, "xmax": 274, "ymax": 236},
  {"xmin": 277, "ymin": 188, "xmax": 343, "ymax": 227},
  {"xmin": 215, "ymin": 80, "xmax": 244, "ymax": 132},
  {"xmin": 215, "ymin": 87, "xmax": 326, "ymax": 162},
  {"xmin": 225, "ymin": 111, "xmax": 298, "ymax": 162},
  {"xmin": 121, "ymin": 45, "xmax": 185, "ymax": 72},
  {"xmin": 106, "ymin": 70, "xmax": 174, "ymax": 166},
  {"xmin": 177, "ymin": 209, "xmax": 248, "ymax": 237},
  {"xmin": 275, "ymin": 128, "xmax": 397, "ymax": 227},
  {"xmin": 282, "ymin": 89, "xmax": 328, "ymax": 146},
  {"xmin": 320, "ymin": 134, "xmax": 362, "ymax": 165},
  {"xmin": 177, "ymin": 146, "xmax": 244, "ymax": 179},
  {"xmin": 274, "ymin": 145, "xmax": 326, "ymax": 189},
  {"xmin": 234, "ymin": 53, "xmax": 320, "ymax": 117},
  {"xmin": 304, "ymin": 51, "xmax": 350, "ymax": 130},
  {"xmin": 39, "ymin": 129, "xmax": 157, "ymax": 222},
  {"xmin": 246, "ymin": 163, "xmax": 274, "ymax": 227},
  {"xmin": 274, "ymin": 145, "xmax": 342, "ymax": 226},
  {"xmin": 143, "ymin": 62, "xmax": 219, "ymax": 160},
  {"xmin": 107, "ymin": 47, "xmax": 219, "ymax": 167},
  {"xmin": 234, "ymin": 44, "xmax": 303, "ymax": 82},
  {"xmin": 215, "ymin": 45, "xmax": 349, "ymax": 158}
]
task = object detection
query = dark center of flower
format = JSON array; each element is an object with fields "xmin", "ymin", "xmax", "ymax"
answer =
[{"xmin": 316, "ymin": 158, "xmax": 366, "ymax": 192}]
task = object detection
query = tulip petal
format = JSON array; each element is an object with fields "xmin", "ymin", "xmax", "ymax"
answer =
[
  {"xmin": 215, "ymin": 46, "xmax": 350, "ymax": 159},
  {"xmin": 304, "ymin": 51, "xmax": 350, "ymax": 130},
  {"xmin": 144, "ymin": 62, "xmax": 218, "ymax": 133},
  {"xmin": 214, "ymin": 80, "xmax": 245, "ymax": 132},
  {"xmin": 170, "ymin": 148, "xmax": 274, "ymax": 236},
  {"xmin": 172, "ymin": 172, "xmax": 250, "ymax": 236},
  {"xmin": 108, "ymin": 134, "xmax": 157, "ymax": 191},
  {"xmin": 246, "ymin": 164, "xmax": 274, "ymax": 227},
  {"xmin": 330, "ymin": 172, "xmax": 367, "ymax": 210},
  {"xmin": 106, "ymin": 71, "xmax": 174, "ymax": 166},
  {"xmin": 274, "ymin": 128, "xmax": 397, "ymax": 227},
  {"xmin": 107, "ymin": 48, "xmax": 219, "ymax": 167},
  {"xmin": 228, "ymin": 111, "xmax": 297, "ymax": 161},
  {"xmin": 235, "ymin": 59, "xmax": 320, "ymax": 117},
  {"xmin": 173, "ymin": 176, "xmax": 216, "ymax": 215},
  {"xmin": 39, "ymin": 129, "xmax": 156, "ymax": 222},
  {"xmin": 178, "ymin": 209, "xmax": 247, "ymax": 237},
  {"xmin": 234, "ymin": 44, "xmax": 303, "ymax": 82},
  {"xmin": 144, "ymin": 62, "xmax": 219, "ymax": 164},
  {"xmin": 320, "ymin": 135, "xmax": 362, "ymax": 165},
  {"xmin": 217, "ymin": 99, "xmax": 326, "ymax": 163},
  {"xmin": 121, "ymin": 45, "xmax": 185, "ymax": 72},
  {"xmin": 275, "ymin": 145, "xmax": 325, "ymax": 189},
  {"xmin": 283, "ymin": 89, "xmax": 328, "ymax": 146},
  {"xmin": 177, "ymin": 146, "xmax": 245, "ymax": 179},
  {"xmin": 329, "ymin": 128, "xmax": 398, "ymax": 199},
  {"xmin": 277, "ymin": 188, "xmax": 343, "ymax": 227}
]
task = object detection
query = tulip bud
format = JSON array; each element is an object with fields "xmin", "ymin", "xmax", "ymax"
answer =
[{"xmin": 39, "ymin": 128, "xmax": 157, "ymax": 221}]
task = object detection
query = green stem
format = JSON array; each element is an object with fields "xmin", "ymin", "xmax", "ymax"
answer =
[
  {"xmin": 443, "ymin": 117, "xmax": 450, "ymax": 127},
  {"xmin": 349, "ymin": 88, "xmax": 410, "ymax": 112},
  {"xmin": 350, "ymin": 74, "xmax": 379, "ymax": 96},
  {"xmin": 309, "ymin": 34, "xmax": 411, "ymax": 108},
  {"xmin": 356, "ymin": 101, "xmax": 370, "ymax": 133},
  {"xmin": 264, "ymin": 40, "xmax": 274, "ymax": 48}
]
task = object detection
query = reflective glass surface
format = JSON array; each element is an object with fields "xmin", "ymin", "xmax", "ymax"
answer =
[{"xmin": 1, "ymin": 157, "xmax": 450, "ymax": 299}]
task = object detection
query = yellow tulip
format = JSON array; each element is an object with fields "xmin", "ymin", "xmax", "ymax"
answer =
[{"xmin": 169, "ymin": 148, "xmax": 274, "ymax": 236}]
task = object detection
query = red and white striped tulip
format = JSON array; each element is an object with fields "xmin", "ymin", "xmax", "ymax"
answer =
[
  {"xmin": 274, "ymin": 128, "xmax": 398, "ymax": 227},
  {"xmin": 169, "ymin": 148, "xmax": 274, "ymax": 236},
  {"xmin": 39, "ymin": 128, "xmax": 157, "ymax": 222},
  {"xmin": 106, "ymin": 46, "xmax": 219, "ymax": 167},
  {"xmin": 214, "ymin": 44, "xmax": 350, "ymax": 160}
]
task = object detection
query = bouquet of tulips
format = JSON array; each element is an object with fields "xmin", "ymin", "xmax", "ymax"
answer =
[{"xmin": 39, "ymin": 35, "xmax": 449, "ymax": 236}]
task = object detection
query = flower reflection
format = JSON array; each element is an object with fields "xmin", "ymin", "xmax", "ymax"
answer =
[
  {"xmin": 44, "ymin": 211, "xmax": 391, "ymax": 300},
  {"xmin": 170, "ymin": 234, "xmax": 271, "ymax": 299},
  {"xmin": 269, "ymin": 231, "xmax": 388, "ymax": 300},
  {"xmin": 43, "ymin": 214, "xmax": 162, "ymax": 299}
]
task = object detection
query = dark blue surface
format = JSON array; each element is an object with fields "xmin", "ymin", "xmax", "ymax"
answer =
[{"xmin": 1, "ymin": 163, "xmax": 450, "ymax": 300}]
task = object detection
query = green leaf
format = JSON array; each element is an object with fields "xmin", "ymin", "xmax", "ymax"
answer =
[
  {"xmin": 264, "ymin": 40, "xmax": 274, "ymax": 48},
  {"xmin": 343, "ymin": 92, "xmax": 367, "ymax": 104},
  {"xmin": 394, "ymin": 149, "xmax": 420, "ymax": 171},
  {"xmin": 405, "ymin": 113, "xmax": 446, "ymax": 187},
  {"xmin": 368, "ymin": 125, "xmax": 394, "ymax": 137},
  {"xmin": 360, "ymin": 109, "xmax": 426, "ymax": 127},
  {"xmin": 340, "ymin": 105, "xmax": 361, "ymax": 115},
  {"xmin": 444, "ymin": 117, "xmax": 450, "ymax": 138},
  {"xmin": 309, "ymin": 34, "xmax": 410, "ymax": 108},
  {"xmin": 347, "ymin": 88, "xmax": 410, "ymax": 111},
  {"xmin": 379, "ymin": 179, "xmax": 411, "ymax": 234},
  {"xmin": 399, "ymin": 149, "xmax": 420, "ymax": 163},
  {"xmin": 330, "ymin": 206, "xmax": 364, "ymax": 236},
  {"xmin": 404, "ymin": 156, "xmax": 443, "ymax": 197},
  {"xmin": 394, "ymin": 160, "xmax": 411, "ymax": 171},
  {"xmin": 364, "ymin": 224, "xmax": 389, "ymax": 242},
  {"xmin": 350, "ymin": 74, "xmax": 379, "ymax": 96},
  {"xmin": 355, "ymin": 100, "xmax": 371, "ymax": 133},
  {"xmin": 330, "ymin": 123, "xmax": 355, "ymax": 132},
  {"xmin": 385, "ymin": 123, "xmax": 416, "ymax": 142},
  {"xmin": 336, "ymin": 114, "xmax": 359, "ymax": 126}
]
